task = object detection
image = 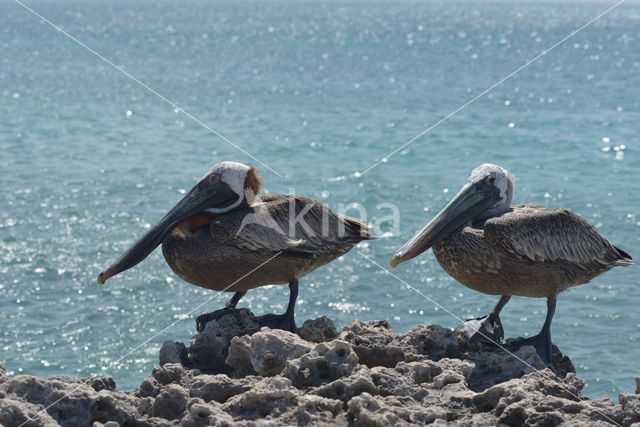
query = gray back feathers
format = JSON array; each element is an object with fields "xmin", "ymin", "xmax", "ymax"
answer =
[{"xmin": 484, "ymin": 204, "xmax": 632, "ymax": 269}]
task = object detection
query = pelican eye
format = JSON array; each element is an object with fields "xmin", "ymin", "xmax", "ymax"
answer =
[
  {"xmin": 485, "ymin": 176, "xmax": 495, "ymax": 185},
  {"xmin": 198, "ymin": 172, "xmax": 221, "ymax": 191}
]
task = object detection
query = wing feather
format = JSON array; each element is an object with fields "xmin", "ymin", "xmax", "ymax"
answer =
[
  {"xmin": 484, "ymin": 204, "xmax": 631, "ymax": 268},
  {"xmin": 213, "ymin": 194, "xmax": 373, "ymax": 258}
]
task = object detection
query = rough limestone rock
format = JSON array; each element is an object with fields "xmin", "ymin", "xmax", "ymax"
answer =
[
  {"xmin": 297, "ymin": 316, "xmax": 338, "ymax": 343},
  {"xmin": 159, "ymin": 341, "xmax": 188, "ymax": 366},
  {"xmin": 188, "ymin": 308, "xmax": 260, "ymax": 374},
  {"xmin": 339, "ymin": 320, "xmax": 405, "ymax": 368},
  {"xmin": 283, "ymin": 340, "xmax": 359, "ymax": 388},
  {"xmin": 1, "ymin": 317, "xmax": 638, "ymax": 426},
  {"xmin": 395, "ymin": 323, "xmax": 461, "ymax": 361},
  {"xmin": 0, "ymin": 397, "xmax": 60, "ymax": 427},
  {"xmin": 187, "ymin": 373, "xmax": 254, "ymax": 404},
  {"xmin": 311, "ymin": 367, "xmax": 378, "ymax": 403},
  {"xmin": 227, "ymin": 327, "xmax": 313, "ymax": 377},
  {"xmin": 1, "ymin": 374, "xmax": 140, "ymax": 427},
  {"xmin": 151, "ymin": 383, "xmax": 189, "ymax": 420},
  {"xmin": 347, "ymin": 392, "xmax": 449, "ymax": 425}
]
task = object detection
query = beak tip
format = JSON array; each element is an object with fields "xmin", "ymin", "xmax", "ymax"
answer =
[
  {"xmin": 390, "ymin": 256, "xmax": 400, "ymax": 268},
  {"xmin": 96, "ymin": 272, "xmax": 107, "ymax": 285}
]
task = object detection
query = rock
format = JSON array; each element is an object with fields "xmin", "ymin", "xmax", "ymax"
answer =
[
  {"xmin": 1, "ymin": 374, "xmax": 140, "ymax": 427},
  {"xmin": 188, "ymin": 308, "xmax": 260, "ymax": 374},
  {"xmin": 394, "ymin": 360, "xmax": 442, "ymax": 384},
  {"xmin": 181, "ymin": 399, "xmax": 234, "ymax": 427},
  {"xmin": 283, "ymin": 340, "xmax": 359, "ymax": 388},
  {"xmin": 292, "ymin": 394, "xmax": 346, "ymax": 425},
  {"xmin": 474, "ymin": 370, "xmax": 621, "ymax": 425},
  {"xmin": 35, "ymin": 375, "xmax": 116, "ymax": 393},
  {"xmin": 0, "ymin": 319, "xmax": 637, "ymax": 425},
  {"xmin": 396, "ymin": 324, "xmax": 460, "ymax": 361},
  {"xmin": 187, "ymin": 374, "xmax": 253, "ymax": 403},
  {"xmin": 222, "ymin": 376, "xmax": 344, "ymax": 424},
  {"xmin": 311, "ymin": 367, "xmax": 378, "ymax": 403},
  {"xmin": 222, "ymin": 376, "xmax": 301, "ymax": 420},
  {"xmin": 369, "ymin": 366, "xmax": 428, "ymax": 400},
  {"xmin": 636, "ymin": 377, "xmax": 640, "ymax": 394},
  {"xmin": 151, "ymin": 384, "xmax": 188, "ymax": 420},
  {"xmin": 298, "ymin": 316, "xmax": 338, "ymax": 343},
  {"xmin": 0, "ymin": 397, "xmax": 60, "ymax": 427},
  {"xmin": 189, "ymin": 325, "xmax": 240, "ymax": 375},
  {"xmin": 159, "ymin": 341, "xmax": 188, "ymax": 366},
  {"xmin": 466, "ymin": 344, "xmax": 543, "ymax": 391},
  {"xmin": 347, "ymin": 392, "xmax": 448, "ymax": 425},
  {"xmin": 339, "ymin": 320, "xmax": 405, "ymax": 368},
  {"xmin": 92, "ymin": 422, "xmax": 121, "ymax": 427},
  {"xmin": 86, "ymin": 376, "xmax": 117, "ymax": 393},
  {"xmin": 227, "ymin": 328, "xmax": 312, "ymax": 377},
  {"xmin": 90, "ymin": 391, "xmax": 140, "ymax": 425},
  {"xmin": 225, "ymin": 335, "xmax": 256, "ymax": 377},
  {"xmin": 620, "ymin": 393, "xmax": 640, "ymax": 425}
]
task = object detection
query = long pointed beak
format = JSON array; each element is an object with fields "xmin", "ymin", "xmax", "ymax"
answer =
[
  {"xmin": 97, "ymin": 181, "xmax": 238, "ymax": 284},
  {"xmin": 390, "ymin": 180, "xmax": 500, "ymax": 268}
]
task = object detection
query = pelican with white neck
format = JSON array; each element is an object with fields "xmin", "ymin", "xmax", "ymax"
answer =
[
  {"xmin": 391, "ymin": 163, "xmax": 632, "ymax": 363},
  {"xmin": 98, "ymin": 161, "xmax": 374, "ymax": 332}
]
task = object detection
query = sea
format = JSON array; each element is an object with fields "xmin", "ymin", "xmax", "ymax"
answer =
[{"xmin": 1, "ymin": 0, "xmax": 638, "ymax": 398}]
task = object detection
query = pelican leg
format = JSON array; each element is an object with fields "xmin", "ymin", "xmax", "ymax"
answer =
[
  {"xmin": 256, "ymin": 279, "xmax": 298, "ymax": 333},
  {"xmin": 514, "ymin": 295, "xmax": 556, "ymax": 364},
  {"xmin": 455, "ymin": 295, "xmax": 511, "ymax": 345},
  {"xmin": 195, "ymin": 291, "xmax": 247, "ymax": 332}
]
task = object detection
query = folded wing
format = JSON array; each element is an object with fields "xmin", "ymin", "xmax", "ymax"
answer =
[
  {"xmin": 213, "ymin": 194, "xmax": 374, "ymax": 258},
  {"xmin": 484, "ymin": 204, "xmax": 632, "ymax": 269}
]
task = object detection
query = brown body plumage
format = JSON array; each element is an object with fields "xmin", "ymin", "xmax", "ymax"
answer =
[
  {"xmin": 162, "ymin": 194, "xmax": 372, "ymax": 292},
  {"xmin": 98, "ymin": 161, "xmax": 373, "ymax": 332},
  {"xmin": 434, "ymin": 204, "xmax": 632, "ymax": 298},
  {"xmin": 391, "ymin": 163, "xmax": 632, "ymax": 362}
]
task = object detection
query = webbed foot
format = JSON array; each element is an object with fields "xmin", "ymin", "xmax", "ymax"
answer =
[
  {"xmin": 195, "ymin": 291, "xmax": 248, "ymax": 332},
  {"xmin": 256, "ymin": 312, "xmax": 297, "ymax": 333},
  {"xmin": 196, "ymin": 307, "xmax": 238, "ymax": 333},
  {"xmin": 511, "ymin": 333, "xmax": 553, "ymax": 364},
  {"xmin": 455, "ymin": 312, "xmax": 505, "ymax": 345}
]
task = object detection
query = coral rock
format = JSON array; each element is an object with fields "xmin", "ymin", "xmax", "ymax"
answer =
[
  {"xmin": 298, "ymin": 316, "xmax": 338, "ymax": 343},
  {"xmin": 311, "ymin": 367, "xmax": 378, "ymax": 403},
  {"xmin": 188, "ymin": 308, "xmax": 260, "ymax": 374},
  {"xmin": 187, "ymin": 374, "xmax": 253, "ymax": 403},
  {"xmin": 159, "ymin": 341, "xmax": 188, "ymax": 366},
  {"xmin": 151, "ymin": 384, "xmax": 189, "ymax": 420},
  {"xmin": 0, "ymin": 319, "xmax": 636, "ymax": 426},
  {"xmin": 339, "ymin": 320, "xmax": 405, "ymax": 368},
  {"xmin": 227, "ymin": 327, "xmax": 312, "ymax": 377},
  {"xmin": 283, "ymin": 340, "xmax": 359, "ymax": 388}
]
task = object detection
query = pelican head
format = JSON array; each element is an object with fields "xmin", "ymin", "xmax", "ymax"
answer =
[
  {"xmin": 97, "ymin": 161, "xmax": 262, "ymax": 284},
  {"xmin": 391, "ymin": 163, "xmax": 514, "ymax": 267}
]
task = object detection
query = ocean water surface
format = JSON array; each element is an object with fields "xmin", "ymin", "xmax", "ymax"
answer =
[{"xmin": 1, "ymin": 0, "xmax": 639, "ymax": 398}]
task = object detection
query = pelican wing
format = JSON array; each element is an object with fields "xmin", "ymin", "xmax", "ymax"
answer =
[
  {"xmin": 214, "ymin": 194, "xmax": 373, "ymax": 258},
  {"xmin": 484, "ymin": 204, "xmax": 631, "ymax": 267}
]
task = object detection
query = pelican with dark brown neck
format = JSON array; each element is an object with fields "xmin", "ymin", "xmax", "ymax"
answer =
[
  {"xmin": 391, "ymin": 163, "xmax": 632, "ymax": 363},
  {"xmin": 98, "ymin": 161, "xmax": 374, "ymax": 332}
]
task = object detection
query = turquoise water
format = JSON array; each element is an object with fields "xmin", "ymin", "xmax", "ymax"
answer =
[{"xmin": 1, "ymin": 0, "xmax": 638, "ymax": 399}]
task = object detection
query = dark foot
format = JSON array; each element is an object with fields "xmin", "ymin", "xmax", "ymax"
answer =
[
  {"xmin": 196, "ymin": 307, "xmax": 238, "ymax": 333},
  {"xmin": 511, "ymin": 333, "xmax": 552, "ymax": 364},
  {"xmin": 455, "ymin": 312, "xmax": 505, "ymax": 345},
  {"xmin": 256, "ymin": 312, "xmax": 297, "ymax": 333}
]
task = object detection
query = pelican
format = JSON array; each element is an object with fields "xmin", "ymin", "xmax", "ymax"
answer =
[
  {"xmin": 390, "ymin": 163, "xmax": 632, "ymax": 362},
  {"xmin": 98, "ymin": 161, "xmax": 373, "ymax": 332}
]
